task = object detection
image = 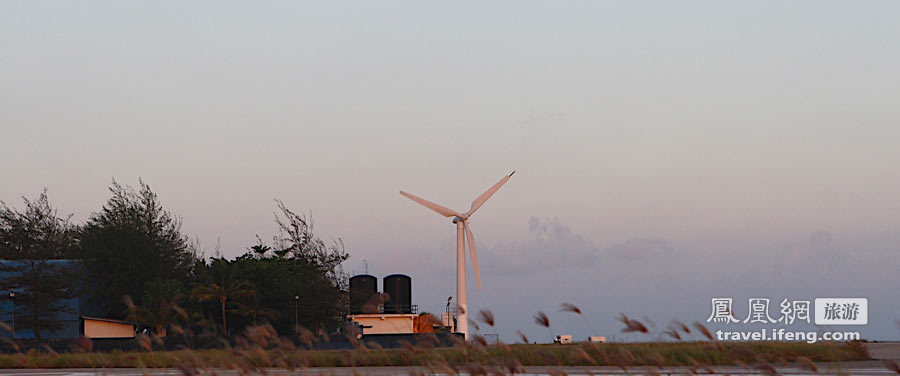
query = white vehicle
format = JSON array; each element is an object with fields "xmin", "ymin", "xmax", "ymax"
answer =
[{"xmin": 554, "ymin": 334, "xmax": 573, "ymax": 344}]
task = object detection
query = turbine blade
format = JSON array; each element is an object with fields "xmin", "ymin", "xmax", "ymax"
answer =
[
  {"xmin": 469, "ymin": 171, "xmax": 515, "ymax": 217},
  {"xmin": 400, "ymin": 191, "xmax": 462, "ymax": 218},
  {"xmin": 464, "ymin": 221, "xmax": 482, "ymax": 290}
]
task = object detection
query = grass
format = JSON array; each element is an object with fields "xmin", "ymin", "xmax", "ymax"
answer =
[
  {"xmin": 0, "ymin": 306, "xmax": 877, "ymax": 373},
  {"xmin": 0, "ymin": 340, "xmax": 870, "ymax": 370}
]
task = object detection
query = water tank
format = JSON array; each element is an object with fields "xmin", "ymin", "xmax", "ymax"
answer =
[
  {"xmin": 349, "ymin": 274, "xmax": 378, "ymax": 314},
  {"xmin": 383, "ymin": 274, "xmax": 412, "ymax": 314}
]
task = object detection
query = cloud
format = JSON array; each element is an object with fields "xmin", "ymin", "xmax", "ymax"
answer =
[
  {"xmin": 605, "ymin": 237, "xmax": 675, "ymax": 261},
  {"xmin": 483, "ymin": 217, "xmax": 676, "ymax": 273},
  {"xmin": 484, "ymin": 217, "xmax": 599, "ymax": 273}
]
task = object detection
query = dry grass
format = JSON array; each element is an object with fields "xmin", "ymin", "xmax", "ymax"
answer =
[
  {"xmin": 0, "ymin": 306, "xmax": 876, "ymax": 374},
  {"xmin": 0, "ymin": 340, "xmax": 870, "ymax": 369}
]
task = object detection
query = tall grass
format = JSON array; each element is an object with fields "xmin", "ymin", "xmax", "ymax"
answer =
[
  {"xmin": 0, "ymin": 339, "xmax": 871, "ymax": 369},
  {"xmin": 0, "ymin": 305, "xmax": 876, "ymax": 373}
]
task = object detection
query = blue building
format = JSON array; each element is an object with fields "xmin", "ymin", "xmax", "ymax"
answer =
[{"xmin": 0, "ymin": 260, "xmax": 86, "ymax": 339}]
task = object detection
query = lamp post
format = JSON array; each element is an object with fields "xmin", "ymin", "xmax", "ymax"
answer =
[
  {"xmin": 446, "ymin": 296, "xmax": 452, "ymax": 332},
  {"xmin": 294, "ymin": 295, "xmax": 300, "ymax": 336},
  {"xmin": 8, "ymin": 292, "xmax": 14, "ymax": 338}
]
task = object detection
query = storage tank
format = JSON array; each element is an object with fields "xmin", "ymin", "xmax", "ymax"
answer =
[
  {"xmin": 382, "ymin": 274, "xmax": 412, "ymax": 314},
  {"xmin": 349, "ymin": 274, "xmax": 378, "ymax": 314}
]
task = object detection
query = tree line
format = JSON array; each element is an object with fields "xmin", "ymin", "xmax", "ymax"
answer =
[{"xmin": 0, "ymin": 180, "xmax": 349, "ymax": 340}]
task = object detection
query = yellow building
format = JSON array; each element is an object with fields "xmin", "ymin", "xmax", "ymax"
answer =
[
  {"xmin": 81, "ymin": 316, "xmax": 136, "ymax": 339},
  {"xmin": 347, "ymin": 313, "xmax": 417, "ymax": 335}
]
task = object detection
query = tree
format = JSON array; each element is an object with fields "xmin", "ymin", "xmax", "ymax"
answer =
[
  {"xmin": 272, "ymin": 200, "xmax": 348, "ymax": 285},
  {"xmin": 78, "ymin": 180, "xmax": 199, "ymax": 317},
  {"xmin": 192, "ymin": 258, "xmax": 253, "ymax": 335},
  {"xmin": 123, "ymin": 279, "xmax": 187, "ymax": 337},
  {"xmin": 224, "ymin": 202, "xmax": 350, "ymax": 334},
  {"xmin": 0, "ymin": 191, "xmax": 79, "ymax": 340},
  {"xmin": 233, "ymin": 295, "xmax": 278, "ymax": 326}
]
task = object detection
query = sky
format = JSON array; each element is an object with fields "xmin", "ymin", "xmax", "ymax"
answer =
[{"xmin": 2, "ymin": 1, "xmax": 900, "ymax": 342}]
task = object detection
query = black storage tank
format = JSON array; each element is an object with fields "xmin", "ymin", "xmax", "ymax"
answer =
[
  {"xmin": 349, "ymin": 274, "xmax": 378, "ymax": 314},
  {"xmin": 382, "ymin": 274, "xmax": 412, "ymax": 314}
]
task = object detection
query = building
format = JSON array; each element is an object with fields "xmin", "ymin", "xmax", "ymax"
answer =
[
  {"xmin": 1, "ymin": 260, "xmax": 83, "ymax": 339},
  {"xmin": 347, "ymin": 273, "xmax": 456, "ymax": 336},
  {"xmin": 82, "ymin": 316, "xmax": 136, "ymax": 339},
  {"xmin": 347, "ymin": 312, "xmax": 418, "ymax": 335},
  {"xmin": 1, "ymin": 260, "xmax": 127, "ymax": 339}
]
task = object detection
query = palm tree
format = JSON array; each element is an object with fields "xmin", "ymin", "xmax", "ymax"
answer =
[
  {"xmin": 124, "ymin": 294, "xmax": 185, "ymax": 337},
  {"xmin": 233, "ymin": 295, "xmax": 279, "ymax": 326},
  {"xmin": 192, "ymin": 258, "xmax": 253, "ymax": 335}
]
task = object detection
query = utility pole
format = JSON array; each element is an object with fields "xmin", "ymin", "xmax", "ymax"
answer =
[
  {"xmin": 294, "ymin": 295, "xmax": 300, "ymax": 336},
  {"xmin": 8, "ymin": 292, "xmax": 14, "ymax": 338}
]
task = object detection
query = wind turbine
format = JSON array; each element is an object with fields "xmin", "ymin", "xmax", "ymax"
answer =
[{"xmin": 400, "ymin": 171, "xmax": 515, "ymax": 340}]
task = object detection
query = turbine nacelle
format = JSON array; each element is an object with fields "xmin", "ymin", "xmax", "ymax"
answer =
[{"xmin": 452, "ymin": 214, "xmax": 470, "ymax": 223}]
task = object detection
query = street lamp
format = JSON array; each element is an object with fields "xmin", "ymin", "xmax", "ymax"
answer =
[
  {"xmin": 294, "ymin": 295, "xmax": 300, "ymax": 336},
  {"xmin": 8, "ymin": 292, "xmax": 14, "ymax": 338},
  {"xmin": 446, "ymin": 296, "xmax": 452, "ymax": 332}
]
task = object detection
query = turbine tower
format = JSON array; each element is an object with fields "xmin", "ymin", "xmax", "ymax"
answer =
[{"xmin": 400, "ymin": 171, "xmax": 515, "ymax": 340}]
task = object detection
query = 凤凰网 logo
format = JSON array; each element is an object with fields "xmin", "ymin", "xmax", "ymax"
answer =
[{"xmin": 707, "ymin": 297, "xmax": 867, "ymax": 325}]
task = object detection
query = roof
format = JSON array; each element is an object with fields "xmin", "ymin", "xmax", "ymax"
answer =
[{"xmin": 81, "ymin": 316, "xmax": 137, "ymax": 325}]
